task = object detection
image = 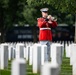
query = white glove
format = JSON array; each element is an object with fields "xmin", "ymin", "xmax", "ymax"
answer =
[{"xmin": 47, "ymin": 15, "xmax": 57, "ymax": 21}]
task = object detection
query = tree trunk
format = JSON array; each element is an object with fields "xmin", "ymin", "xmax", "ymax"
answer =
[
  {"xmin": 0, "ymin": 30, "xmax": 5, "ymax": 43},
  {"xmin": 74, "ymin": 14, "xmax": 76, "ymax": 43},
  {"xmin": 32, "ymin": 26, "xmax": 38, "ymax": 43},
  {"xmin": 0, "ymin": 6, "xmax": 5, "ymax": 43}
]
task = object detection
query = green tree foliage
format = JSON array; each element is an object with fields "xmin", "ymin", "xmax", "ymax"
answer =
[
  {"xmin": 26, "ymin": 0, "xmax": 76, "ymax": 42},
  {"xmin": 0, "ymin": 0, "xmax": 26, "ymax": 42},
  {"xmin": 26, "ymin": 0, "xmax": 75, "ymax": 24},
  {"xmin": 23, "ymin": 6, "xmax": 37, "ymax": 25},
  {"xmin": 39, "ymin": 0, "xmax": 76, "ymax": 14},
  {"xmin": 0, "ymin": 0, "xmax": 76, "ymax": 42}
]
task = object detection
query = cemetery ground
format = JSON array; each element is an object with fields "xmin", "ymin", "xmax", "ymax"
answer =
[{"xmin": 0, "ymin": 53, "xmax": 72, "ymax": 75}]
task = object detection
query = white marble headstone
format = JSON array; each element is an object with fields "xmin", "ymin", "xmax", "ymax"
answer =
[
  {"xmin": 51, "ymin": 43, "xmax": 63, "ymax": 65},
  {"xmin": 29, "ymin": 46, "xmax": 33, "ymax": 65},
  {"xmin": 41, "ymin": 62, "xmax": 59, "ymax": 75},
  {"xmin": 25, "ymin": 46, "xmax": 30, "ymax": 61},
  {"xmin": 11, "ymin": 58, "xmax": 26, "ymax": 75},
  {"xmin": 0, "ymin": 43, "xmax": 8, "ymax": 69},
  {"xmin": 70, "ymin": 43, "xmax": 76, "ymax": 65},
  {"xmin": 41, "ymin": 45, "xmax": 47, "ymax": 65},
  {"xmin": 32, "ymin": 44, "xmax": 41, "ymax": 73},
  {"xmin": 65, "ymin": 43, "xmax": 71, "ymax": 58},
  {"xmin": 16, "ymin": 43, "xmax": 24, "ymax": 59}
]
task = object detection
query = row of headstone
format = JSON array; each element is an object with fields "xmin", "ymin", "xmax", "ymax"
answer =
[
  {"xmin": 1, "ymin": 41, "xmax": 72, "ymax": 62},
  {"xmin": 41, "ymin": 43, "xmax": 64, "ymax": 75},
  {"xmin": 11, "ymin": 41, "xmax": 74, "ymax": 75},
  {"xmin": 65, "ymin": 42, "xmax": 76, "ymax": 75},
  {"xmin": 10, "ymin": 41, "xmax": 75, "ymax": 75},
  {"xmin": 0, "ymin": 42, "xmax": 30, "ymax": 70},
  {"xmin": 0, "ymin": 42, "xmax": 34, "ymax": 75},
  {"xmin": 0, "ymin": 41, "xmax": 74, "ymax": 75},
  {"xmin": 8, "ymin": 42, "xmax": 33, "ymax": 61},
  {"xmin": 0, "ymin": 42, "xmax": 63, "ymax": 73},
  {"xmin": 10, "ymin": 42, "xmax": 63, "ymax": 75}
]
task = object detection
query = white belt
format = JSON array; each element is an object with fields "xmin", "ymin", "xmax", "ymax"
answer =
[{"xmin": 40, "ymin": 28, "xmax": 51, "ymax": 30}]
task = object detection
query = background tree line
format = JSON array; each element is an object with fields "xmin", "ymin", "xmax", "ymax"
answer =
[{"xmin": 0, "ymin": 0, "xmax": 76, "ymax": 42}]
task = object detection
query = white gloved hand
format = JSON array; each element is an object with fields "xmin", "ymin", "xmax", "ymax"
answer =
[{"xmin": 47, "ymin": 15, "xmax": 57, "ymax": 21}]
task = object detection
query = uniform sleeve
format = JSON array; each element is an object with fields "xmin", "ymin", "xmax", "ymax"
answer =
[
  {"xmin": 48, "ymin": 21, "xmax": 57, "ymax": 28},
  {"xmin": 37, "ymin": 18, "xmax": 48, "ymax": 28}
]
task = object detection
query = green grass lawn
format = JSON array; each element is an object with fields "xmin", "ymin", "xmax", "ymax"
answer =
[
  {"xmin": 0, "ymin": 56, "xmax": 72, "ymax": 75},
  {"xmin": 60, "ymin": 57, "xmax": 72, "ymax": 75}
]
